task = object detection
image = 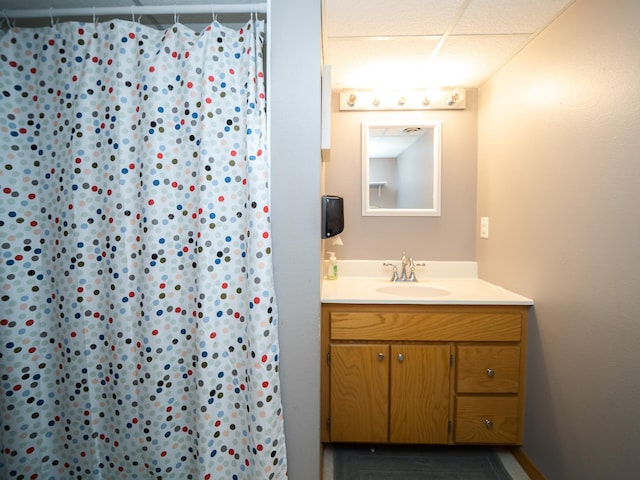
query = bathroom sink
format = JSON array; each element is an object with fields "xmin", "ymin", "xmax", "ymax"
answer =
[{"xmin": 376, "ymin": 283, "xmax": 450, "ymax": 298}]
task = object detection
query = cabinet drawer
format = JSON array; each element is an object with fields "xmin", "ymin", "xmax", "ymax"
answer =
[
  {"xmin": 454, "ymin": 396, "xmax": 519, "ymax": 444},
  {"xmin": 330, "ymin": 311, "xmax": 522, "ymax": 342},
  {"xmin": 456, "ymin": 346, "xmax": 520, "ymax": 393}
]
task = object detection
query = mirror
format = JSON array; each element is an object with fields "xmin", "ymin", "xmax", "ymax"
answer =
[{"xmin": 362, "ymin": 121, "xmax": 441, "ymax": 216}]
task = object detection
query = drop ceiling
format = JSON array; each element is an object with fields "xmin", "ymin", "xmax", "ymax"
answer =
[{"xmin": 322, "ymin": 0, "xmax": 575, "ymax": 90}]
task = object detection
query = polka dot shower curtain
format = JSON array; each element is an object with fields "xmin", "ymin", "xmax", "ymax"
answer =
[{"xmin": 0, "ymin": 17, "xmax": 287, "ymax": 479}]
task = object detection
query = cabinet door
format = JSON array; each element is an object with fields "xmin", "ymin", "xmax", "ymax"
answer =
[
  {"xmin": 389, "ymin": 344, "xmax": 451, "ymax": 443},
  {"xmin": 330, "ymin": 344, "xmax": 389, "ymax": 442}
]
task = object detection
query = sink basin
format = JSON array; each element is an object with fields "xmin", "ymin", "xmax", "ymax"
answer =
[{"xmin": 376, "ymin": 284, "xmax": 450, "ymax": 297}]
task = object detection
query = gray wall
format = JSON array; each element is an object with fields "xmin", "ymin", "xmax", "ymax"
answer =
[
  {"xmin": 324, "ymin": 90, "xmax": 478, "ymax": 260},
  {"xmin": 271, "ymin": 0, "xmax": 321, "ymax": 478},
  {"xmin": 477, "ymin": 0, "xmax": 640, "ymax": 478}
]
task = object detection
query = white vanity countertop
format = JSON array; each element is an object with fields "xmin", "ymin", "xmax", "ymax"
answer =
[{"xmin": 321, "ymin": 261, "xmax": 533, "ymax": 306}]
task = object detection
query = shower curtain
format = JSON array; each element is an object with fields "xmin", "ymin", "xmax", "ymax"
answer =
[{"xmin": 0, "ymin": 17, "xmax": 287, "ymax": 479}]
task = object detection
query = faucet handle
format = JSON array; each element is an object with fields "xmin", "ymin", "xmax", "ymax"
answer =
[
  {"xmin": 383, "ymin": 262, "xmax": 399, "ymax": 282},
  {"xmin": 407, "ymin": 260, "xmax": 425, "ymax": 282}
]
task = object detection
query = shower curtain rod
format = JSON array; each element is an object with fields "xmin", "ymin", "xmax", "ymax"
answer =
[{"xmin": 3, "ymin": 3, "xmax": 267, "ymax": 20}]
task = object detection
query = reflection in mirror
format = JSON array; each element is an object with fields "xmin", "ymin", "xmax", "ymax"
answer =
[{"xmin": 362, "ymin": 121, "xmax": 441, "ymax": 216}]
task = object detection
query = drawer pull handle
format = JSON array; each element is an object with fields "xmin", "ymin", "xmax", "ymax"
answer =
[
  {"xmin": 487, "ymin": 368, "xmax": 496, "ymax": 378},
  {"xmin": 485, "ymin": 418, "xmax": 493, "ymax": 429},
  {"xmin": 397, "ymin": 353, "xmax": 404, "ymax": 362},
  {"xmin": 378, "ymin": 353, "xmax": 385, "ymax": 361}
]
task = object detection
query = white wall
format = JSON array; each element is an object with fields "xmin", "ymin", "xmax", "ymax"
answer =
[
  {"xmin": 369, "ymin": 157, "xmax": 398, "ymax": 208},
  {"xmin": 397, "ymin": 132, "xmax": 434, "ymax": 209},
  {"xmin": 270, "ymin": 0, "xmax": 321, "ymax": 478},
  {"xmin": 477, "ymin": 0, "xmax": 640, "ymax": 478}
]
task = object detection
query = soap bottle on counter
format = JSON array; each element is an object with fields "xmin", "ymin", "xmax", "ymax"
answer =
[{"xmin": 326, "ymin": 251, "xmax": 338, "ymax": 280}]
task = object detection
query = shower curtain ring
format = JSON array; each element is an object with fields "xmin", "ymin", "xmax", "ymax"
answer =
[
  {"xmin": 2, "ymin": 10, "xmax": 12, "ymax": 28},
  {"xmin": 49, "ymin": 8, "xmax": 54, "ymax": 27}
]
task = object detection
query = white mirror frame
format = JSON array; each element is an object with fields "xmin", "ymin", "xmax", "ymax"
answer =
[{"xmin": 362, "ymin": 120, "xmax": 442, "ymax": 217}]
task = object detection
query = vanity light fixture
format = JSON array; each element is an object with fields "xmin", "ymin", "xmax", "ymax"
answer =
[{"xmin": 339, "ymin": 87, "xmax": 466, "ymax": 111}]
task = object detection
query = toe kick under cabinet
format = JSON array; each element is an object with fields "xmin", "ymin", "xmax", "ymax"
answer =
[{"xmin": 320, "ymin": 303, "xmax": 529, "ymax": 445}]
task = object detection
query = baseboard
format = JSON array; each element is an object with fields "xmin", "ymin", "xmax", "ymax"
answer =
[{"xmin": 509, "ymin": 447, "xmax": 546, "ymax": 480}]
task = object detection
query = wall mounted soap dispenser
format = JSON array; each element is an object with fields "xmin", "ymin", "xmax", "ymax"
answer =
[{"xmin": 321, "ymin": 195, "xmax": 344, "ymax": 238}]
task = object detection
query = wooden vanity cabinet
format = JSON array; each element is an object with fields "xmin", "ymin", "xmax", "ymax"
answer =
[{"xmin": 321, "ymin": 303, "xmax": 529, "ymax": 446}]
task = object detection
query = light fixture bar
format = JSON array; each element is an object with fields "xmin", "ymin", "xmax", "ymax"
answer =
[{"xmin": 339, "ymin": 88, "xmax": 466, "ymax": 111}]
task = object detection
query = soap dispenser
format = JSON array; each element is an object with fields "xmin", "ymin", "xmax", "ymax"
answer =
[{"xmin": 326, "ymin": 251, "xmax": 338, "ymax": 280}]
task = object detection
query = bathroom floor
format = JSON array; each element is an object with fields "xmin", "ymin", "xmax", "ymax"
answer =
[{"xmin": 322, "ymin": 444, "xmax": 532, "ymax": 480}]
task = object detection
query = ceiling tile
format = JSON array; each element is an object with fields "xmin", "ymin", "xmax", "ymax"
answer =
[
  {"xmin": 428, "ymin": 34, "xmax": 533, "ymax": 86},
  {"xmin": 326, "ymin": 36, "xmax": 441, "ymax": 90},
  {"xmin": 325, "ymin": 0, "xmax": 466, "ymax": 37},
  {"xmin": 453, "ymin": 0, "xmax": 574, "ymax": 34}
]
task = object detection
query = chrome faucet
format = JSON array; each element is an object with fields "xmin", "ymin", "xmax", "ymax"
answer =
[
  {"xmin": 384, "ymin": 253, "xmax": 425, "ymax": 282},
  {"xmin": 400, "ymin": 252, "xmax": 410, "ymax": 281}
]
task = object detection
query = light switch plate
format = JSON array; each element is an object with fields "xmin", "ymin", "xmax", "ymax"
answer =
[{"xmin": 480, "ymin": 217, "xmax": 489, "ymax": 239}]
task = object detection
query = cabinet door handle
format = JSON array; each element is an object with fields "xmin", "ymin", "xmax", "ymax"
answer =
[
  {"xmin": 397, "ymin": 353, "xmax": 404, "ymax": 362},
  {"xmin": 486, "ymin": 368, "xmax": 496, "ymax": 377},
  {"xmin": 485, "ymin": 418, "xmax": 493, "ymax": 429},
  {"xmin": 378, "ymin": 353, "xmax": 385, "ymax": 361}
]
